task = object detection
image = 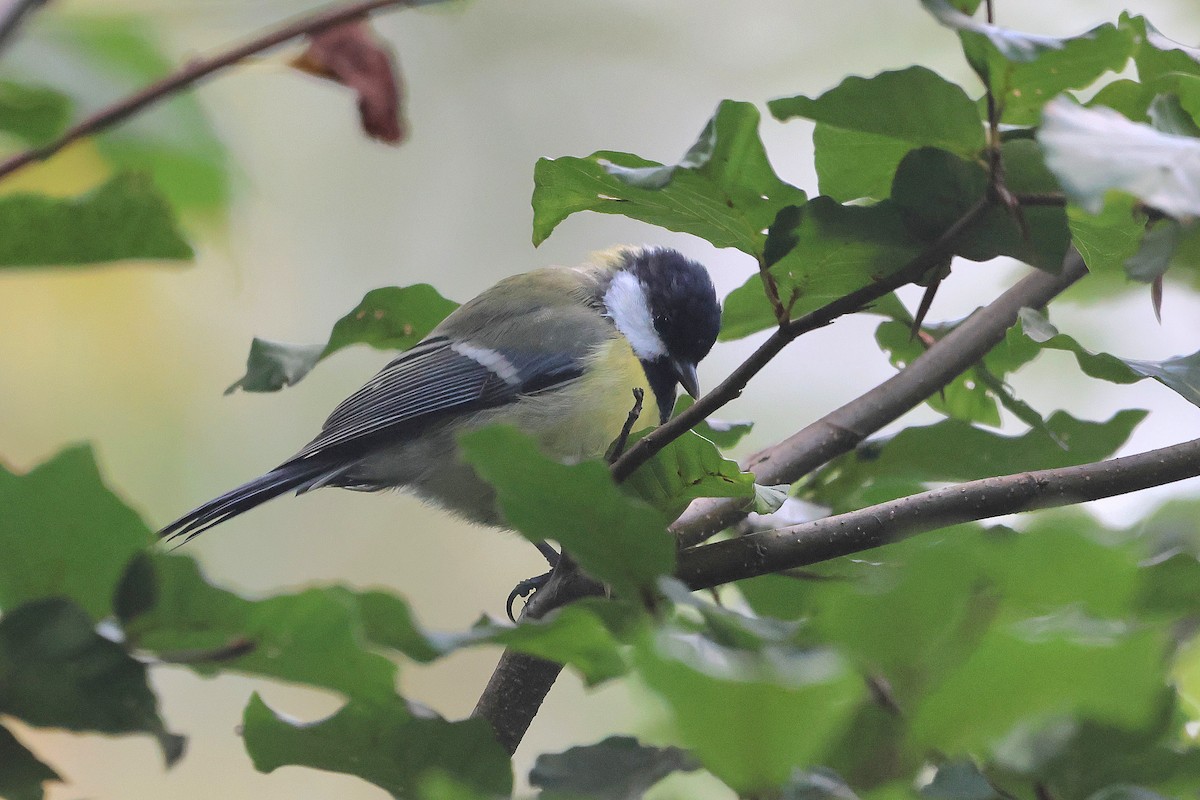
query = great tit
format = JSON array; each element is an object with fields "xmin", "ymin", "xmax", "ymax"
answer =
[{"xmin": 160, "ymin": 246, "xmax": 721, "ymax": 543}]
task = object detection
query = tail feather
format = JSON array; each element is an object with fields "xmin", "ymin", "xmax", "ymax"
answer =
[{"xmin": 159, "ymin": 458, "xmax": 346, "ymax": 544}]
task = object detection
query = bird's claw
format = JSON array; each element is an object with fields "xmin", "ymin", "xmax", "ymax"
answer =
[{"xmin": 506, "ymin": 570, "xmax": 552, "ymax": 622}]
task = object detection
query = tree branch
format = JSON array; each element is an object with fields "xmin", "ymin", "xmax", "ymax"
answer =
[
  {"xmin": 0, "ymin": 0, "xmax": 448, "ymax": 182},
  {"xmin": 610, "ymin": 197, "xmax": 992, "ymax": 483},
  {"xmin": 671, "ymin": 249, "xmax": 1088, "ymax": 547},
  {"xmin": 677, "ymin": 435, "xmax": 1200, "ymax": 590},
  {"xmin": 471, "ymin": 562, "xmax": 603, "ymax": 754},
  {"xmin": 0, "ymin": 0, "xmax": 48, "ymax": 52}
]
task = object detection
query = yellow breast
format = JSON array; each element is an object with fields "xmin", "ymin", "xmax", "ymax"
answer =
[{"xmin": 510, "ymin": 336, "xmax": 659, "ymax": 462}]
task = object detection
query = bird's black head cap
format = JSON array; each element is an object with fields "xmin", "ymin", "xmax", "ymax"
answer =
[{"xmin": 622, "ymin": 247, "xmax": 721, "ymax": 367}]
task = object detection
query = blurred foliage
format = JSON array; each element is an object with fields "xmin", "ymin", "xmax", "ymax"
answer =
[
  {"xmin": 1, "ymin": 15, "xmax": 228, "ymax": 214},
  {"xmin": 5, "ymin": 2, "xmax": 1200, "ymax": 800}
]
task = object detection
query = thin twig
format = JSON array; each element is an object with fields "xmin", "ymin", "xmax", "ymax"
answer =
[
  {"xmin": 677, "ymin": 434, "xmax": 1200, "ymax": 589},
  {"xmin": 150, "ymin": 637, "xmax": 256, "ymax": 665},
  {"xmin": 610, "ymin": 197, "xmax": 993, "ymax": 483},
  {"xmin": 1015, "ymin": 192, "xmax": 1067, "ymax": 207},
  {"xmin": 605, "ymin": 388, "xmax": 644, "ymax": 463},
  {"xmin": 0, "ymin": 0, "xmax": 449, "ymax": 181}
]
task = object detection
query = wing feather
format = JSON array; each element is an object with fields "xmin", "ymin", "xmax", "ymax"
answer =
[{"xmin": 293, "ymin": 336, "xmax": 586, "ymax": 459}]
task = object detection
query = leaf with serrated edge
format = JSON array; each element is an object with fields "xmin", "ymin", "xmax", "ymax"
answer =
[
  {"xmin": 243, "ymin": 694, "xmax": 512, "ymax": 799},
  {"xmin": 532, "ymin": 100, "xmax": 805, "ymax": 253}
]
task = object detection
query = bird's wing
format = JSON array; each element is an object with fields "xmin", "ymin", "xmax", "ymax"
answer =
[{"xmin": 292, "ymin": 335, "xmax": 587, "ymax": 458}]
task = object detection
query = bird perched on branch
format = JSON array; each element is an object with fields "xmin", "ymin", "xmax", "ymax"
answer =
[{"xmin": 160, "ymin": 246, "xmax": 721, "ymax": 543}]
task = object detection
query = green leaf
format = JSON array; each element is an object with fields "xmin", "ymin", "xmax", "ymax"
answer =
[
  {"xmin": 993, "ymin": 708, "xmax": 1200, "ymax": 799},
  {"xmin": 875, "ymin": 320, "xmax": 1001, "ymax": 426},
  {"xmin": 0, "ymin": 173, "xmax": 191, "ymax": 267},
  {"xmin": 740, "ymin": 513, "xmax": 1174, "ymax": 788},
  {"xmin": 322, "ymin": 285, "xmax": 459, "ymax": 357},
  {"xmin": 358, "ymin": 589, "xmax": 630, "ymax": 686},
  {"xmin": 1039, "ymin": 98, "xmax": 1200, "ymax": 219},
  {"xmin": 0, "ymin": 723, "xmax": 60, "ymax": 800},
  {"xmin": 224, "ymin": 338, "xmax": 326, "ymax": 394},
  {"xmin": 812, "ymin": 125, "xmax": 917, "ymax": 202},
  {"xmin": 622, "ymin": 430, "xmax": 755, "ymax": 518},
  {"xmin": 243, "ymin": 693, "xmax": 512, "ymax": 799},
  {"xmin": 459, "ymin": 426, "xmax": 674, "ymax": 594},
  {"xmin": 0, "ymin": 81, "xmax": 71, "ymax": 145},
  {"xmin": 1122, "ymin": 14, "xmax": 1200, "ymax": 86},
  {"xmin": 1086, "ymin": 80, "xmax": 1155, "ymax": 122},
  {"xmin": 1087, "ymin": 788, "xmax": 1172, "ymax": 800},
  {"xmin": 773, "ymin": 67, "xmax": 982, "ymax": 156},
  {"xmin": 890, "ymin": 142, "xmax": 1070, "ymax": 272},
  {"xmin": 672, "ymin": 396, "xmax": 754, "ymax": 448},
  {"xmin": 633, "ymin": 621, "xmax": 864, "ymax": 794},
  {"xmin": 909, "ymin": 608, "xmax": 1167, "ymax": 753},
  {"xmin": 1146, "ymin": 93, "xmax": 1200, "ymax": 137},
  {"xmin": 921, "ymin": 761, "xmax": 1000, "ymax": 800},
  {"xmin": 0, "ymin": 444, "xmax": 152, "ymax": 619},
  {"xmin": 226, "ymin": 284, "xmax": 459, "ymax": 393},
  {"xmin": 531, "ymin": 100, "xmax": 806, "ymax": 252},
  {"xmin": 529, "ymin": 736, "xmax": 698, "ymax": 800},
  {"xmin": 720, "ymin": 197, "xmax": 924, "ymax": 340},
  {"xmin": 1017, "ymin": 308, "xmax": 1200, "ymax": 407},
  {"xmin": 4, "ymin": 15, "xmax": 228, "ymax": 212},
  {"xmin": 873, "ymin": 312, "xmax": 1043, "ymax": 428},
  {"xmin": 922, "ymin": 1, "xmax": 1134, "ymax": 125},
  {"xmin": 781, "ymin": 768, "xmax": 861, "ymax": 800},
  {"xmin": 921, "ymin": 0, "xmax": 1062, "ymax": 61},
  {"xmin": 1067, "ymin": 194, "xmax": 1147, "ymax": 279},
  {"xmin": 120, "ymin": 555, "xmax": 400, "ymax": 703},
  {"xmin": 0, "ymin": 598, "xmax": 184, "ymax": 765},
  {"xmin": 483, "ymin": 603, "xmax": 630, "ymax": 686},
  {"xmin": 770, "ymin": 66, "xmax": 985, "ymax": 156},
  {"xmin": 804, "ymin": 409, "xmax": 1146, "ymax": 513}
]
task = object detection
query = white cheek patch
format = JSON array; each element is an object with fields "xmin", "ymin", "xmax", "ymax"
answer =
[
  {"xmin": 604, "ymin": 271, "xmax": 666, "ymax": 360},
  {"xmin": 451, "ymin": 342, "xmax": 521, "ymax": 385}
]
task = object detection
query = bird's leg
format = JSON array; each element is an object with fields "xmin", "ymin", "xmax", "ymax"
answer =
[{"xmin": 506, "ymin": 540, "xmax": 561, "ymax": 622}]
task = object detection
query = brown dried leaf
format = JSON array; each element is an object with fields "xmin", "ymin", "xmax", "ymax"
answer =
[{"xmin": 292, "ymin": 19, "xmax": 407, "ymax": 144}]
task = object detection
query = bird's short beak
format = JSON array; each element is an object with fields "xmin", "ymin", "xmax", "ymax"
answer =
[{"xmin": 673, "ymin": 359, "xmax": 701, "ymax": 398}]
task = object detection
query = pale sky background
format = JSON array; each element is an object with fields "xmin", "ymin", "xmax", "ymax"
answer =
[{"xmin": 2, "ymin": 1, "xmax": 1200, "ymax": 798}]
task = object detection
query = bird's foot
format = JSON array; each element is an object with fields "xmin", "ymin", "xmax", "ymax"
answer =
[{"xmin": 506, "ymin": 570, "xmax": 552, "ymax": 622}]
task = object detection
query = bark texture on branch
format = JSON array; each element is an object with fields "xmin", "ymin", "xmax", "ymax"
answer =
[{"xmin": 678, "ymin": 435, "xmax": 1200, "ymax": 589}]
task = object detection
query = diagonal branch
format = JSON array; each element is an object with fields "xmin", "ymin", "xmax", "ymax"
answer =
[
  {"xmin": 610, "ymin": 197, "xmax": 992, "ymax": 483},
  {"xmin": 0, "ymin": 0, "xmax": 450, "ymax": 182},
  {"xmin": 677, "ymin": 434, "xmax": 1200, "ymax": 590},
  {"xmin": 672, "ymin": 249, "xmax": 1087, "ymax": 546},
  {"xmin": 0, "ymin": 0, "xmax": 48, "ymax": 53}
]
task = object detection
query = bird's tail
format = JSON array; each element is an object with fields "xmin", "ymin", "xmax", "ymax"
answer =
[{"xmin": 159, "ymin": 458, "xmax": 344, "ymax": 544}]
